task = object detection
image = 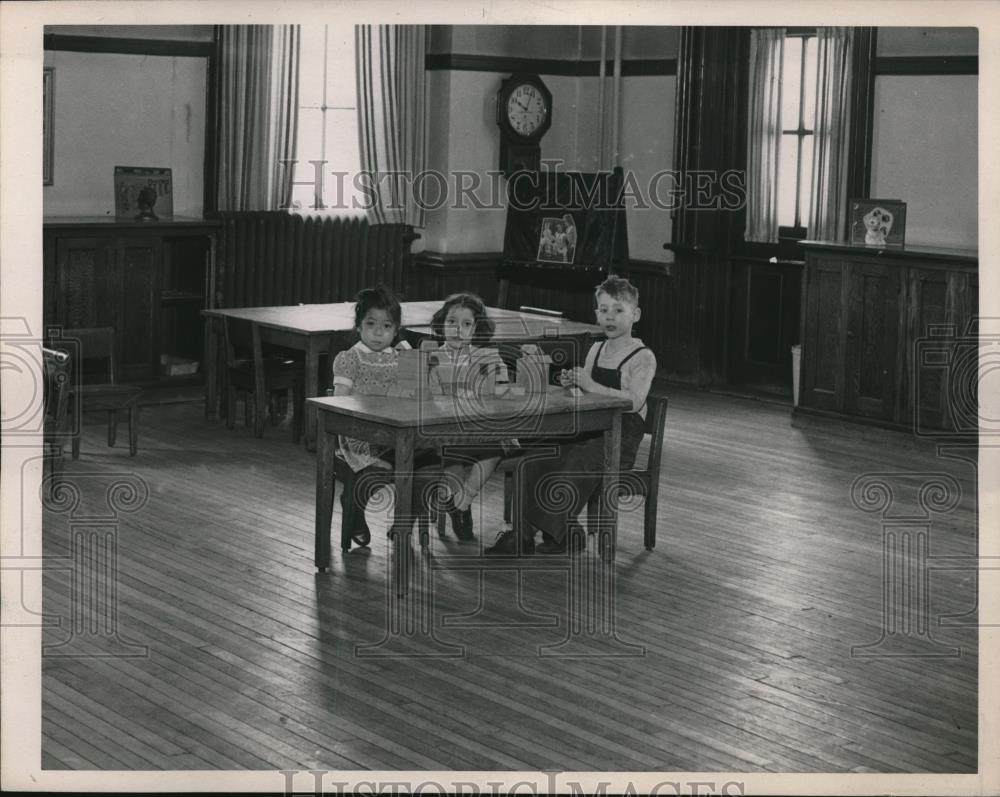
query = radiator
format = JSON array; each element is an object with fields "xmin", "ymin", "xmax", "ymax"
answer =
[{"xmin": 215, "ymin": 212, "xmax": 413, "ymax": 308}]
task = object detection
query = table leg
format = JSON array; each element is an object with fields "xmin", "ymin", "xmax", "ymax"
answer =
[
  {"xmin": 391, "ymin": 430, "xmax": 415, "ymax": 598},
  {"xmin": 315, "ymin": 421, "xmax": 336, "ymax": 571},
  {"xmin": 599, "ymin": 411, "xmax": 622, "ymax": 561},
  {"xmin": 204, "ymin": 317, "xmax": 220, "ymax": 421},
  {"xmin": 304, "ymin": 338, "xmax": 322, "ymax": 451}
]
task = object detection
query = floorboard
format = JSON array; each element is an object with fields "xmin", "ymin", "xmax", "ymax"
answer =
[{"xmin": 39, "ymin": 386, "xmax": 979, "ymax": 772}]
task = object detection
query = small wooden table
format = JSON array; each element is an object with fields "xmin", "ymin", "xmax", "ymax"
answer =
[
  {"xmin": 309, "ymin": 388, "xmax": 631, "ymax": 596},
  {"xmin": 202, "ymin": 302, "xmax": 600, "ymax": 449}
]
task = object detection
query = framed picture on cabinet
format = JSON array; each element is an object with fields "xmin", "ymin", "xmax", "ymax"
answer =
[
  {"xmin": 535, "ymin": 214, "xmax": 577, "ymax": 264},
  {"xmin": 114, "ymin": 166, "xmax": 173, "ymax": 221},
  {"xmin": 849, "ymin": 198, "xmax": 907, "ymax": 248},
  {"xmin": 43, "ymin": 67, "xmax": 53, "ymax": 185}
]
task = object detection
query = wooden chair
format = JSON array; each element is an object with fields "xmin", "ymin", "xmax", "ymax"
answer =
[
  {"xmin": 334, "ymin": 455, "xmax": 444, "ymax": 552},
  {"xmin": 586, "ymin": 388, "xmax": 669, "ymax": 551},
  {"xmin": 42, "ymin": 346, "xmax": 72, "ymax": 482},
  {"xmin": 223, "ymin": 317, "xmax": 304, "ymax": 442},
  {"xmin": 58, "ymin": 328, "xmax": 143, "ymax": 458},
  {"xmin": 500, "ymin": 388, "xmax": 669, "ymax": 551}
]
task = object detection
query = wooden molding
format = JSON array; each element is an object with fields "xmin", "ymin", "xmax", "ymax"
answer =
[
  {"xmin": 622, "ymin": 259, "xmax": 673, "ymax": 277},
  {"xmin": 875, "ymin": 55, "xmax": 978, "ymax": 75},
  {"xmin": 413, "ymin": 251, "xmax": 502, "ymax": 270},
  {"xmin": 425, "ymin": 53, "xmax": 677, "ymax": 77},
  {"xmin": 44, "ymin": 33, "xmax": 214, "ymax": 58}
]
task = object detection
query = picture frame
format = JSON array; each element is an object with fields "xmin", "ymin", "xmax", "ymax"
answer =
[
  {"xmin": 536, "ymin": 214, "xmax": 577, "ymax": 264},
  {"xmin": 43, "ymin": 67, "xmax": 53, "ymax": 185},
  {"xmin": 849, "ymin": 198, "xmax": 907, "ymax": 248},
  {"xmin": 114, "ymin": 166, "xmax": 173, "ymax": 221}
]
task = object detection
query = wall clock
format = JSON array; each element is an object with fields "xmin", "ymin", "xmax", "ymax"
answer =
[{"xmin": 496, "ymin": 73, "xmax": 552, "ymax": 176}]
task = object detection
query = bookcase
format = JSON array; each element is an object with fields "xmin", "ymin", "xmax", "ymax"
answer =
[{"xmin": 43, "ymin": 217, "xmax": 219, "ymax": 384}]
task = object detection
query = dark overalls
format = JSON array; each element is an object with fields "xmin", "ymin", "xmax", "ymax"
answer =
[{"xmin": 521, "ymin": 341, "xmax": 649, "ymax": 542}]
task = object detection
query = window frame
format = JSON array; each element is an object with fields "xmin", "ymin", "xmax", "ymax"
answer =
[{"xmin": 777, "ymin": 26, "xmax": 817, "ymax": 241}]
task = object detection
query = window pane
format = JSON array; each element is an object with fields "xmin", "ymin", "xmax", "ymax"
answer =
[
  {"xmin": 290, "ymin": 110, "xmax": 324, "ymax": 209},
  {"xmin": 297, "ymin": 27, "xmax": 327, "ymax": 108},
  {"xmin": 799, "ymin": 134, "xmax": 815, "ymax": 228},
  {"xmin": 324, "ymin": 109, "xmax": 362, "ymax": 210},
  {"xmin": 802, "ymin": 37, "xmax": 817, "ymax": 130},
  {"xmin": 777, "ymin": 133, "xmax": 799, "ymax": 226},
  {"xmin": 324, "ymin": 28, "xmax": 356, "ymax": 108},
  {"xmin": 780, "ymin": 36, "xmax": 802, "ymax": 131}
]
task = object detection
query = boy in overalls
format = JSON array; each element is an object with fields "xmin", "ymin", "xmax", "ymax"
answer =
[{"xmin": 486, "ymin": 277, "xmax": 657, "ymax": 555}]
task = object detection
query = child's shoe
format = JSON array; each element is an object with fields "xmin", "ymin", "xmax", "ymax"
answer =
[{"xmin": 440, "ymin": 494, "xmax": 475, "ymax": 541}]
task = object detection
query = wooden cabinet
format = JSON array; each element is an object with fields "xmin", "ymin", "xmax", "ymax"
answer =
[
  {"xmin": 798, "ymin": 241, "xmax": 977, "ymax": 433},
  {"xmin": 44, "ymin": 217, "xmax": 218, "ymax": 384}
]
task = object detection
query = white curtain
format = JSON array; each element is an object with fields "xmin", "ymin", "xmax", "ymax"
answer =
[
  {"xmin": 215, "ymin": 25, "xmax": 300, "ymax": 211},
  {"xmin": 745, "ymin": 28, "xmax": 785, "ymax": 243},
  {"xmin": 356, "ymin": 25, "xmax": 427, "ymax": 227},
  {"xmin": 808, "ymin": 27, "xmax": 855, "ymax": 242}
]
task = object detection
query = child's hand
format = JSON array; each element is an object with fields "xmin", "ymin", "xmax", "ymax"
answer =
[{"xmin": 570, "ymin": 366, "xmax": 596, "ymax": 392}]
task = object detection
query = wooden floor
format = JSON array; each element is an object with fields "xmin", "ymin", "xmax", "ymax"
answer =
[{"xmin": 40, "ymin": 386, "xmax": 979, "ymax": 772}]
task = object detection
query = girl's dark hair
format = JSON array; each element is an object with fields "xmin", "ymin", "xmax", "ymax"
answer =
[
  {"xmin": 430, "ymin": 292, "xmax": 495, "ymax": 345},
  {"xmin": 353, "ymin": 285, "xmax": 402, "ymax": 329}
]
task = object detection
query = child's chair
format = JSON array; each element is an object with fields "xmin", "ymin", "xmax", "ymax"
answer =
[
  {"xmin": 334, "ymin": 455, "xmax": 445, "ymax": 552},
  {"xmin": 500, "ymin": 387, "xmax": 669, "ymax": 551},
  {"xmin": 58, "ymin": 327, "xmax": 143, "ymax": 458},
  {"xmin": 585, "ymin": 388, "xmax": 669, "ymax": 551},
  {"xmin": 223, "ymin": 317, "xmax": 304, "ymax": 442},
  {"xmin": 42, "ymin": 346, "xmax": 73, "ymax": 483}
]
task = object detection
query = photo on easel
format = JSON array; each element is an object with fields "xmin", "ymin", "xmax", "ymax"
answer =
[
  {"xmin": 536, "ymin": 214, "xmax": 577, "ymax": 264},
  {"xmin": 114, "ymin": 166, "xmax": 173, "ymax": 221}
]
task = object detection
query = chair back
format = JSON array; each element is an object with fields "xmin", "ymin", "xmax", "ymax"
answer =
[
  {"xmin": 223, "ymin": 317, "xmax": 267, "ymax": 400},
  {"xmin": 641, "ymin": 388, "xmax": 669, "ymax": 475},
  {"xmin": 223, "ymin": 317, "xmax": 263, "ymax": 369},
  {"xmin": 59, "ymin": 327, "xmax": 117, "ymax": 384},
  {"xmin": 42, "ymin": 346, "xmax": 72, "ymax": 438}
]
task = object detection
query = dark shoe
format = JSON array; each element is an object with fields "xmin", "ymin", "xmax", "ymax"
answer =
[
  {"xmin": 440, "ymin": 495, "xmax": 475, "ymax": 541},
  {"xmin": 484, "ymin": 529, "xmax": 534, "ymax": 557},
  {"xmin": 351, "ymin": 527, "xmax": 372, "ymax": 548},
  {"xmin": 456, "ymin": 507, "xmax": 475, "ymax": 541}
]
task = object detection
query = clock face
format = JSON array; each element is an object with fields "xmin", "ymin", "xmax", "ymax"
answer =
[{"xmin": 506, "ymin": 84, "xmax": 548, "ymax": 137}]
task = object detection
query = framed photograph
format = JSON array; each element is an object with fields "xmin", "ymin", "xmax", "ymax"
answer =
[
  {"xmin": 536, "ymin": 213, "xmax": 577, "ymax": 264},
  {"xmin": 849, "ymin": 198, "xmax": 907, "ymax": 247},
  {"xmin": 114, "ymin": 166, "xmax": 173, "ymax": 221},
  {"xmin": 43, "ymin": 68, "xmax": 53, "ymax": 185}
]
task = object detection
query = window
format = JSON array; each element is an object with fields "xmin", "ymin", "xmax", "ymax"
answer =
[
  {"xmin": 777, "ymin": 29, "xmax": 817, "ymax": 233},
  {"xmin": 288, "ymin": 25, "xmax": 363, "ymax": 213}
]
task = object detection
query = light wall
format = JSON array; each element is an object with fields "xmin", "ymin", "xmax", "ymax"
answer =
[
  {"xmin": 870, "ymin": 75, "xmax": 977, "ymax": 249},
  {"xmin": 869, "ymin": 26, "xmax": 978, "ymax": 249},
  {"xmin": 43, "ymin": 48, "xmax": 207, "ymax": 218},
  {"xmin": 423, "ymin": 25, "xmax": 677, "ymax": 262}
]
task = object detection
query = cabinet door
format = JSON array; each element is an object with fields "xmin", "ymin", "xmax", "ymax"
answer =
[
  {"xmin": 116, "ymin": 237, "xmax": 161, "ymax": 382},
  {"xmin": 53, "ymin": 237, "xmax": 119, "ymax": 329},
  {"xmin": 906, "ymin": 266, "xmax": 978, "ymax": 433},
  {"xmin": 800, "ymin": 255, "xmax": 846, "ymax": 412},
  {"xmin": 843, "ymin": 259, "xmax": 899, "ymax": 421}
]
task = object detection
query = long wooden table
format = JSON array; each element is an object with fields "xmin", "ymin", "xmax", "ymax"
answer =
[
  {"xmin": 202, "ymin": 301, "xmax": 600, "ymax": 449},
  {"xmin": 309, "ymin": 388, "xmax": 631, "ymax": 596}
]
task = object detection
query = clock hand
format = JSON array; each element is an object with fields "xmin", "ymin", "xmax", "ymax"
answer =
[{"xmin": 516, "ymin": 99, "xmax": 529, "ymax": 111}]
